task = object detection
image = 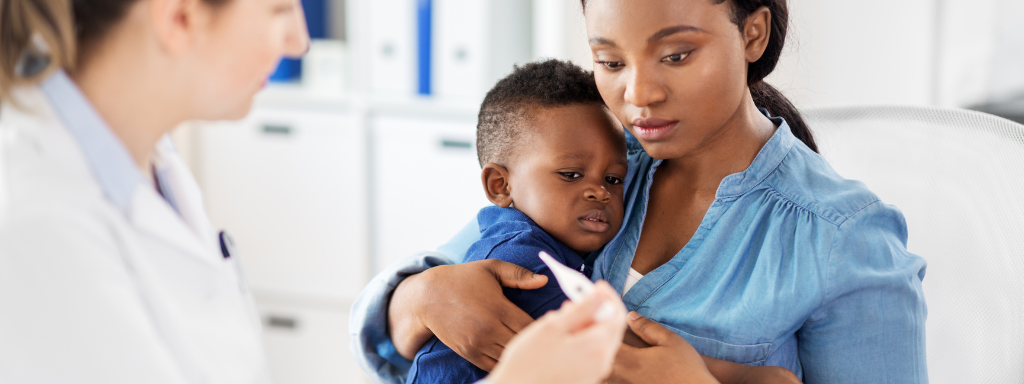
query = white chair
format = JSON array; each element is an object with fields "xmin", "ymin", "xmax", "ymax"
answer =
[{"xmin": 804, "ymin": 106, "xmax": 1024, "ymax": 383}]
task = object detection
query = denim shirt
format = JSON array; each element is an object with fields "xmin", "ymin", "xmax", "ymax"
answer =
[{"xmin": 350, "ymin": 116, "xmax": 929, "ymax": 384}]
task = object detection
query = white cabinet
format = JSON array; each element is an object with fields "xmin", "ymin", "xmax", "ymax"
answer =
[
  {"xmin": 371, "ymin": 113, "xmax": 491, "ymax": 272},
  {"xmin": 197, "ymin": 108, "xmax": 370, "ymax": 301},
  {"xmin": 257, "ymin": 300, "xmax": 372, "ymax": 384}
]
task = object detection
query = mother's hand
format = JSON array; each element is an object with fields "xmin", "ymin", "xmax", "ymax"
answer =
[
  {"xmin": 607, "ymin": 312, "xmax": 720, "ymax": 384},
  {"xmin": 387, "ymin": 259, "xmax": 548, "ymax": 370}
]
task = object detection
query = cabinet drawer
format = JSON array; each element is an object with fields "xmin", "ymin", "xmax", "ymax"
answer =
[
  {"xmin": 371, "ymin": 115, "xmax": 490, "ymax": 272},
  {"xmin": 257, "ymin": 303, "xmax": 371, "ymax": 384},
  {"xmin": 198, "ymin": 108, "xmax": 369, "ymax": 300}
]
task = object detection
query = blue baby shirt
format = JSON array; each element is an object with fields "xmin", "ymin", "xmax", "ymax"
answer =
[{"xmin": 404, "ymin": 206, "xmax": 592, "ymax": 384}]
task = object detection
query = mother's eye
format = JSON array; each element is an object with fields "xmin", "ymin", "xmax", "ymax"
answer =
[
  {"xmin": 596, "ymin": 61, "xmax": 625, "ymax": 70},
  {"xmin": 661, "ymin": 53, "xmax": 689, "ymax": 64},
  {"xmin": 560, "ymin": 172, "xmax": 584, "ymax": 181}
]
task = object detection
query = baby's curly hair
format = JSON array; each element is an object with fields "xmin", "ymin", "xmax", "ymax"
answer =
[{"xmin": 476, "ymin": 59, "xmax": 606, "ymax": 167}]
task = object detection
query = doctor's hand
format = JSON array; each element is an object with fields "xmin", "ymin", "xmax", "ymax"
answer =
[
  {"xmin": 388, "ymin": 259, "xmax": 548, "ymax": 369},
  {"xmin": 487, "ymin": 281, "xmax": 628, "ymax": 384},
  {"xmin": 606, "ymin": 312, "xmax": 720, "ymax": 384}
]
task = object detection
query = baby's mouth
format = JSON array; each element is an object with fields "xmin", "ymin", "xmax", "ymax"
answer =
[{"xmin": 578, "ymin": 210, "xmax": 611, "ymax": 233}]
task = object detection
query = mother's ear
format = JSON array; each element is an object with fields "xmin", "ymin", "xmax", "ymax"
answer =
[
  {"xmin": 481, "ymin": 163, "xmax": 514, "ymax": 208},
  {"xmin": 743, "ymin": 6, "xmax": 772, "ymax": 63}
]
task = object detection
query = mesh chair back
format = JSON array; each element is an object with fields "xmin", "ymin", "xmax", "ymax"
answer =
[{"xmin": 804, "ymin": 106, "xmax": 1024, "ymax": 383}]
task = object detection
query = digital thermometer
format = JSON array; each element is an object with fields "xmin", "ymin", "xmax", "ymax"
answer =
[
  {"xmin": 538, "ymin": 251, "xmax": 595, "ymax": 301},
  {"xmin": 539, "ymin": 251, "xmax": 617, "ymax": 320}
]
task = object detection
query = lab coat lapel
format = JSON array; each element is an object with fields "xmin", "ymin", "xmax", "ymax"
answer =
[
  {"xmin": 128, "ymin": 187, "xmax": 220, "ymax": 268},
  {"xmin": 128, "ymin": 137, "xmax": 221, "ymax": 267},
  {"xmin": 152, "ymin": 137, "xmax": 217, "ymax": 246}
]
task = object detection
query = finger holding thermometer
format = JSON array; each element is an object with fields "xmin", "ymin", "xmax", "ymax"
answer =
[{"xmin": 538, "ymin": 251, "xmax": 622, "ymax": 321}]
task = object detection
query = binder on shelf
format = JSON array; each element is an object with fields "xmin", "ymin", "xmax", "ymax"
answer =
[
  {"xmin": 365, "ymin": 0, "xmax": 418, "ymax": 96},
  {"xmin": 432, "ymin": 0, "xmax": 532, "ymax": 101},
  {"xmin": 417, "ymin": 0, "xmax": 432, "ymax": 95}
]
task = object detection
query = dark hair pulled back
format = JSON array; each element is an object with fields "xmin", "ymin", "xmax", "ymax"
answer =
[
  {"xmin": 1, "ymin": 0, "xmax": 228, "ymax": 101},
  {"xmin": 581, "ymin": 0, "xmax": 818, "ymax": 153}
]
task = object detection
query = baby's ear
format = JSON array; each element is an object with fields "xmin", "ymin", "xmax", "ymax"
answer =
[{"xmin": 481, "ymin": 163, "xmax": 513, "ymax": 208}]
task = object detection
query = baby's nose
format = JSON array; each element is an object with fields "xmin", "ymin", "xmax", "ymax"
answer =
[{"xmin": 586, "ymin": 185, "xmax": 613, "ymax": 202}]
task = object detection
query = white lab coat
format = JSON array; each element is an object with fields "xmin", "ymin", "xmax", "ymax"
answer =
[{"xmin": 0, "ymin": 83, "xmax": 271, "ymax": 383}]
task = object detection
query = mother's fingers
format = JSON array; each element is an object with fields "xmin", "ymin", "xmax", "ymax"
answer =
[
  {"xmin": 484, "ymin": 259, "xmax": 548, "ymax": 290},
  {"xmin": 452, "ymin": 308, "xmax": 519, "ymax": 371},
  {"xmin": 607, "ymin": 344, "xmax": 642, "ymax": 384},
  {"xmin": 498, "ymin": 301, "xmax": 537, "ymax": 334},
  {"xmin": 626, "ymin": 311, "xmax": 680, "ymax": 347}
]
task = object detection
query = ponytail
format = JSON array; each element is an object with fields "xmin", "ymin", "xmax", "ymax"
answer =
[
  {"xmin": 751, "ymin": 81, "xmax": 816, "ymax": 152},
  {"xmin": 0, "ymin": 0, "xmax": 77, "ymax": 100},
  {"xmin": 725, "ymin": 0, "xmax": 818, "ymax": 153}
]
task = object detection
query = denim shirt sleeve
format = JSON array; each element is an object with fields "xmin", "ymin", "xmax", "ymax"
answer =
[
  {"xmin": 350, "ymin": 220, "xmax": 484, "ymax": 384},
  {"xmin": 797, "ymin": 201, "xmax": 929, "ymax": 383}
]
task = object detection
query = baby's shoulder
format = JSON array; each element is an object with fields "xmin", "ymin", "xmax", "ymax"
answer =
[{"xmin": 464, "ymin": 226, "xmax": 568, "ymax": 271}]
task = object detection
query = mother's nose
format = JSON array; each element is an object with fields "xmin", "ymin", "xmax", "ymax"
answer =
[{"xmin": 623, "ymin": 65, "xmax": 668, "ymax": 108}]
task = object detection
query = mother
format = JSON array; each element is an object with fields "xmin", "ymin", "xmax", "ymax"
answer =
[{"xmin": 353, "ymin": 0, "xmax": 928, "ymax": 382}]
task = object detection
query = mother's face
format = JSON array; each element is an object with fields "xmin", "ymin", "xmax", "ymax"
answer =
[{"xmin": 584, "ymin": 0, "xmax": 752, "ymax": 160}]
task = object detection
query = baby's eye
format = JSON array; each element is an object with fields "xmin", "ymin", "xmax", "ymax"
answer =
[
  {"xmin": 560, "ymin": 172, "xmax": 584, "ymax": 181},
  {"xmin": 605, "ymin": 176, "xmax": 623, "ymax": 185}
]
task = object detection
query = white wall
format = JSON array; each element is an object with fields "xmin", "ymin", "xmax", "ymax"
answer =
[
  {"xmin": 935, "ymin": 0, "xmax": 1024, "ymax": 107},
  {"xmin": 769, "ymin": 0, "xmax": 938, "ymax": 108},
  {"xmin": 532, "ymin": 0, "xmax": 592, "ymax": 69}
]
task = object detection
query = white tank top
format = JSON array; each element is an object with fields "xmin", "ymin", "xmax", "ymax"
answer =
[{"xmin": 622, "ymin": 268, "xmax": 645, "ymax": 296}]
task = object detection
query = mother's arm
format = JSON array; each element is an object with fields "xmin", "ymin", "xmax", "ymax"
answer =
[
  {"xmin": 349, "ymin": 220, "xmax": 546, "ymax": 383},
  {"xmin": 387, "ymin": 259, "xmax": 547, "ymax": 363},
  {"xmin": 797, "ymin": 202, "xmax": 928, "ymax": 383}
]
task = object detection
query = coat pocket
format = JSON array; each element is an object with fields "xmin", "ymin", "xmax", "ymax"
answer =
[{"xmin": 662, "ymin": 323, "xmax": 772, "ymax": 366}]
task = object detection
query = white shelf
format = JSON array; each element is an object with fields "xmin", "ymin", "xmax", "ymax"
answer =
[{"xmin": 254, "ymin": 84, "xmax": 481, "ymax": 118}]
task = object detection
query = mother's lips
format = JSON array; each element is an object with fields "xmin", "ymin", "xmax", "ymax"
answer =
[
  {"xmin": 632, "ymin": 117, "xmax": 677, "ymax": 128},
  {"xmin": 631, "ymin": 117, "xmax": 679, "ymax": 141}
]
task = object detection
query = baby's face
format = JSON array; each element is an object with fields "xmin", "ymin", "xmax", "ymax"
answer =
[{"xmin": 509, "ymin": 104, "xmax": 628, "ymax": 254}]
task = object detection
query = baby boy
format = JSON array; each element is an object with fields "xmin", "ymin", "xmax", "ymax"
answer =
[{"xmin": 405, "ymin": 59, "xmax": 627, "ymax": 384}]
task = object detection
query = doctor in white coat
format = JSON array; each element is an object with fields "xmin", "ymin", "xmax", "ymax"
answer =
[{"xmin": 0, "ymin": 0, "xmax": 627, "ymax": 383}]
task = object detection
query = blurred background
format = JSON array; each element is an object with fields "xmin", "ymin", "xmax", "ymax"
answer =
[{"xmin": 170, "ymin": 0, "xmax": 1024, "ymax": 382}]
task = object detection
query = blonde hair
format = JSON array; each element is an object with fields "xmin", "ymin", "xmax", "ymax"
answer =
[
  {"xmin": 0, "ymin": 0, "xmax": 77, "ymax": 100},
  {"xmin": 0, "ymin": 0, "xmax": 231, "ymax": 101}
]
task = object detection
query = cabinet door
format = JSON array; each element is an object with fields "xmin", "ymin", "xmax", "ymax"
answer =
[
  {"xmin": 198, "ymin": 108, "xmax": 369, "ymax": 301},
  {"xmin": 371, "ymin": 114, "xmax": 490, "ymax": 272},
  {"xmin": 258, "ymin": 302, "xmax": 372, "ymax": 384}
]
